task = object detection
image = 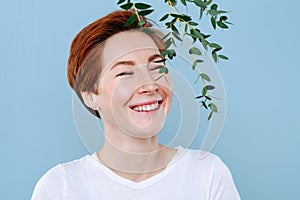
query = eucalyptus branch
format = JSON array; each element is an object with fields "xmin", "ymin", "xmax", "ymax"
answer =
[
  {"xmin": 117, "ymin": 0, "xmax": 232, "ymax": 119},
  {"xmin": 163, "ymin": 1, "xmax": 221, "ymax": 119}
]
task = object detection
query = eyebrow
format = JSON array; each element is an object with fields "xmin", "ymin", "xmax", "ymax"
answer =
[
  {"xmin": 110, "ymin": 54, "xmax": 165, "ymax": 70},
  {"xmin": 148, "ymin": 54, "xmax": 165, "ymax": 63}
]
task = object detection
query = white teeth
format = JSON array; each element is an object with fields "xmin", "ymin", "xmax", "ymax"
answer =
[
  {"xmin": 132, "ymin": 102, "xmax": 159, "ymax": 112},
  {"xmin": 151, "ymin": 104, "xmax": 155, "ymax": 110}
]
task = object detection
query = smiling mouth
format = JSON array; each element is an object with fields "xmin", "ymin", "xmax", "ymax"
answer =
[{"xmin": 130, "ymin": 100, "xmax": 163, "ymax": 112}]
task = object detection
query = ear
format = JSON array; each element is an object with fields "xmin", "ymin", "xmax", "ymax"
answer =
[{"xmin": 81, "ymin": 91, "xmax": 96, "ymax": 109}]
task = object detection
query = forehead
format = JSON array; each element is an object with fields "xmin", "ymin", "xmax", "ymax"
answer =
[{"xmin": 102, "ymin": 31, "xmax": 160, "ymax": 68}]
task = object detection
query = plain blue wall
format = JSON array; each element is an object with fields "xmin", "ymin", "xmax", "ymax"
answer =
[{"xmin": 1, "ymin": 0, "xmax": 299, "ymax": 199}]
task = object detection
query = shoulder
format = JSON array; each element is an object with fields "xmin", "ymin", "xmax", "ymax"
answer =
[
  {"xmin": 178, "ymin": 147, "xmax": 226, "ymax": 170},
  {"xmin": 41, "ymin": 154, "xmax": 91, "ymax": 180},
  {"xmin": 182, "ymin": 148, "xmax": 233, "ymax": 177},
  {"xmin": 31, "ymin": 154, "xmax": 91, "ymax": 199},
  {"xmin": 180, "ymin": 148, "xmax": 241, "ymax": 200}
]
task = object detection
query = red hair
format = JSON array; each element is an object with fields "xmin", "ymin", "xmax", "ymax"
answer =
[{"xmin": 67, "ymin": 10, "xmax": 163, "ymax": 118}]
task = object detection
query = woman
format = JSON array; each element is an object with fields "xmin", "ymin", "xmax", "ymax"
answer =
[{"xmin": 32, "ymin": 10, "xmax": 240, "ymax": 199}]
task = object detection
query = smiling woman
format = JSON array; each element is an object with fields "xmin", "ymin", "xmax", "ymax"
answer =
[{"xmin": 31, "ymin": 10, "xmax": 240, "ymax": 200}]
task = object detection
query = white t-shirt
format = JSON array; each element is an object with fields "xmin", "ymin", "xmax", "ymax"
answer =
[{"xmin": 31, "ymin": 147, "xmax": 240, "ymax": 200}]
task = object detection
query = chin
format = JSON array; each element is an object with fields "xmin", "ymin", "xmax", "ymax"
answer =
[
  {"xmin": 126, "ymin": 104, "xmax": 168, "ymax": 133},
  {"xmin": 120, "ymin": 114, "xmax": 167, "ymax": 139}
]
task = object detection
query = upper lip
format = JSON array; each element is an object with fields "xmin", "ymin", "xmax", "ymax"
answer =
[{"xmin": 129, "ymin": 99, "xmax": 163, "ymax": 108}]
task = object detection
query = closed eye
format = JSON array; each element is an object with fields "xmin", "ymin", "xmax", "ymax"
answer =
[
  {"xmin": 150, "ymin": 65, "xmax": 165, "ymax": 71},
  {"xmin": 116, "ymin": 72, "xmax": 134, "ymax": 77}
]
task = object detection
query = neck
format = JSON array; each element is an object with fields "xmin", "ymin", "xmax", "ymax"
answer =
[
  {"xmin": 97, "ymin": 123, "xmax": 177, "ymax": 181},
  {"xmin": 98, "ymin": 138, "xmax": 168, "ymax": 173},
  {"xmin": 102, "ymin": 122, "xmax": 162, "ymax": 153},
  {"xmin": 97, "ymin": 140, "xmax": 176, "ymax": 182}
]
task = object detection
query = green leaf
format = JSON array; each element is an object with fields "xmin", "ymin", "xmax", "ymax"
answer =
[
  {"xmin": 196, "ymin": 59, "xmax": 204, "ymax": 63},
  {"xmin": 170, "ymin": 13, "xmax": 180, "ymax": 18},
  {"xmin": 217, "ymin": 21, "xmax": 229, "ymax": 29},
  {"xmin": 200, "ymin": 73, "xmax": 211, "ymax": 82},
  {"xmin": 201, "ymin": 39, "xmax": 209, "ymax": 50},
  {"xmin": 159, "ymin": 14, "xmax": 169, "ymax": 21},
  {"xmin": 212, "ymin": 47, "xmax": 222, "ymax": 54},
  {"xmin": 172, "ymin": 32, "xmax": 183, "ymax": 41},
  {"xmin": 164, "ymin": 38, "xmax": 172, "ymax": 49},
  {"xmin": 205, "ymin": 95, "xmax": 212, "ymax": 100},
  {"xmin": 218, "ymin": 54, "xmax": 229, "ymax": 60},
  {"xmin": 169, "ymin": 0, "xmax": 177, "ymax": 6},
  {"xmin": 208, "ymin": 43, "xmax": 222, "ymax": 49},
  {"xmin": 138, "ymin": 9, "xmax": 154, "ymax": 16},
  {"xmin": 170, "ymin": 24, "xmax": 179, "ymax": 34},
  {"xmin": 194, "ymin": 0, "xmax": 207, "ymax": 8},
  {"xmin": 120, "ymin": 3, "xmax": 133, "ymax": 10},
  {"xmin": 124, "ymin": 14, "xmax": 137, "ymax": 26},
  {"xmin": 117, "ymin": 0, "xmax": 127, "ymax": 5},
  {"xmin": 195, "ymin": 95, "xmax": 203, "ymax": 99},
  {"xmin": 162, "ymin": 49, "xmax": 176, "ymax": 59},
  {"xmin": 171, "ymin": 38, "xmax": 177, "ymax": 47},
  {"xmin": 201, "ymin": 33, "xmax": 211, "ymax": 39},
  {"xmin": 162, "ymin": 32, "xmax": 171, "ymax": 40},
  {"xmin": 170, "ymin": 14, "xmax": 191, "ymax": 21},
  {"xmin": 159, "ymin": 66, "xmax": 169, "ymax": 74},
  {"xmin": 192, "ymin": 60, "xmax": 197, "ymax": 70},
  {"xmin": 199, "ymin": 7, "xmax": 204, "ymax": 19},
  {"xmin": 190, "ymin": 28, "xmax": 202, "ymax": 38},
  {"xmin": 189, "ymin": 21, "xmax": 198, "ymax": 26},
  {"xmin": 180, "ymin": 0, "xmax": 187, "ymax": 6},
  {"xmin": 202, "ymin": 101, "xmax": 208, "ymax": 109},
  {"xmin": 217, "ymin": 10, "xmax": 229, "ymax": 14},
  {"xmin": 208, "ymin": 10, "xmax": 228, "ymax": 16},
  {"xmin": 210, "ymin": 3, "xmax": 218, "ymax": 10},
  {"xmin": 212, "ymin": 52, "xmax": 218, "ymax": 62},
  {"xmin": 192, "ymin": 59, "xmax": 204, "ymax": 70},
  {"xmin": 165, "ymin": 22, "xmax": 172, "ymax": 29},
  {"xmin": 202, "ymin": 85, "xmax": 208, "ymax": 96},
  {"xmin": 211, "ymin": 16, "xmax": 216, "ymax": 29},
  {"xmin": 207, "ymin": 10, "xmax": 219, "ymax": 16},
  {"xmin": 208, "ymin": 111, "xmax": 213, "ymax": 120},
  {"xmin": 180, "ymin": 14, "xmax": 192, "ymax": 21},
  {"xmin": 208, "ymin": 102, "xmax": 218, "ymax": 112},
  {"xmin": 184, "ymin": 23, "xmax": 188, "ymax": 33},
  {"xmin": 206, "ymin": 85, "xmax": 215, "ymax": 90},
  {"xmin": 168, "ymin": 50, "xmax": 176, "ymax": 59},
  {"xmin": 189, "ymin": 47, "xmax": 202, "ymax": 55},
  {"xmin": 220, "ymin": 16, "xmax": 228, "ymax": 21},
  {"xmin": 138, "ymin": 20, "xmax": 146, "ymax": 27},
  {"xmin": 135, "ymin": 3, "xmax": 151, "ymax": 9}
]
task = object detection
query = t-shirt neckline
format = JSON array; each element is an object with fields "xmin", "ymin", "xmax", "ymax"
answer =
[{"xmin": 89, "ymin": 146, "xmax": 186, "ymax": 189}]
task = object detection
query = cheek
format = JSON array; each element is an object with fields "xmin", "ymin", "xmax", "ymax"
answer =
[
  {"xmin": 156, "ymin": 73, "xmax": 173, "ymax": 90},
  {"xmin": 161, "ymin": 74, "xmax": 173, "ymax": 113},
  {"xmin": 110, "ymin": 79, "xmax": 136, "ymax": 105}
]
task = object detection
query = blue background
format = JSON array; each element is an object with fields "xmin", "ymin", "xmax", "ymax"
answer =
[{"xmin": 1, "ymin": 0, "xmax": 299, "ymax": 199}]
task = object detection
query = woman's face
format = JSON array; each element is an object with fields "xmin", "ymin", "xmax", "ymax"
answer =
[{"xmin": 94, "ymin": 31, "xmax": 173, "ymax": 139}]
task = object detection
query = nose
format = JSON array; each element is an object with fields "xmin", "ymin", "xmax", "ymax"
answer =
[
  {"xmin": 137, "ymin": 69, "xmax": 159, "ymax": 94},
  {"xmin": 137, "ymin": 82, "xmax": 159, "ymax": 94}
]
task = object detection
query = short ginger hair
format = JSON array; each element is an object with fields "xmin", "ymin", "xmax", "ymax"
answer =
[{"xmin": 67, "ymin": 10, "xmax": 164, "ymax": 118}]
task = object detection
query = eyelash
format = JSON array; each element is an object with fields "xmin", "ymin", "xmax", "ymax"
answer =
[
  {"xmin": 150, "ymin": 65, "xmax": 165, "ymax": 71},
  {"xmin": 115, "ymin": 65, "xmax": 166, "ymax": 77},
  {"xmin": 116, "ymin": 72, "xmax": 134, "ymax": 77}
]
